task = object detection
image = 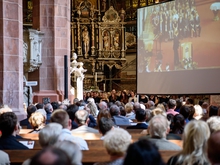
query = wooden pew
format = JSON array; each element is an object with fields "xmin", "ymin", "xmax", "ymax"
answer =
[{"xmin": 4, "ymin": 149, "xmax": 179, "ymax": 165}]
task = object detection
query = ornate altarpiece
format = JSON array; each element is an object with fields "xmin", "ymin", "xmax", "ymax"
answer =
[{"xmin": 71, "ymin": 0, "xmax": 126, "ymax": 90}]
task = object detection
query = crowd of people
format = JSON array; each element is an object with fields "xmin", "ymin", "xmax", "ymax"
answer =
[{"xmin": 0, "ymin": 89, "xmax": 220, "ymax": 165}]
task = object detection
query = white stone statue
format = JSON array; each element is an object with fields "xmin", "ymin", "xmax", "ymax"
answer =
[{"xmin": 70, "ymin": 53, "xmax": 87, "ymax": 100}]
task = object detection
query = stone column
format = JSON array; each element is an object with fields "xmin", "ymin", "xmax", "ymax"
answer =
[
  {"xmin": 30, "ymin": 0, "xmax": 71, "ymax": 103},
  {"xmin": 0, "ymin": 0, "xmax": 26, "ymax": 120}
]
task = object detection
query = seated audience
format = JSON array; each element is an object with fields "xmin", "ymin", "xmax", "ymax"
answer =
[
  {"xmin": 66, "ymin": 104, "xmax": 79, "ymax": 129},
  {"xmin": 28, "ymin": 112, "xmax": 46, "ymax": 133},
  {"xmin": 54, "ymin": 141, "xmax": 82, "ymax": 165},
  {"xmin": 98, "ymin": 117, "xmax": 115, "ymax": 139},
  {"xmin": 99, "ymin": 101, "xmax": 108, "ymax": 111},
  {"xmin": 20, "ymin": 104, "xmax": 37, "ymax": 128},
  {"xmin": 123, "ymin": 139, "xmax": 165, "ymax": 165},
  {"xmin": 207, "ymin": 130, "xmax": 220, "ymax": 165},
  {"xmin": 97, "ymin": 109, "xmax": 111, "ymax": 127},
  {"xmin": 171, "ymin": 114, "xmax": 185, "ymax": 134},
  {"xmin": 30, "ymin": 147, "xmax": 72, "ymax": 165},
  {"xmin": 127, "ymin": 108, "xmax": 148, "ymax": 129},
  {"xmin": 142, "ymin": 114, "xmax": 181, "ymax": 150},
  {"xmin": 86, "ymin": 100, "xmax": 98, "ymax": 117},
  {"xmin": 209, "ymin": 105, "xmax": 219, "ymax": 117},
  {"xmin": 71, "ymin": 109, "xmax": 99, "ymax": 134},
  {"xmin": 51, "ymin": 109, "xmax": 89, "ymax": 150},
  {"xmin": 193, "ymin": 104, "xmax": 203, "ymax": 120},
  {"xmin": 180, "ymin": 104, "xmax": 195, "ymax": 123},
  {"xmin": 166, "ymin": 99, "xmax": 179, "ymax": 116},
  {"xmin": 22, "ymin": 123, "xmax": 63, "ymax": 165},
  {"xmin": 0, "ymin": 112, "xmax": 29, "ymax": 149},
  {"xmin": 94, "ymin": 128, "xmax": 131, "ymax": 165},
  {"xmin": 125, "ymin": 102, "xmax": 135, "ymax": 119},
  {"xmin": 110, "ymin": 104, "xmax": 130, "ymax": 126},
  {"xmin": 44, "ymin": 103, "xmax": 53, "ymax": 121},
  {"xmin": 206, "ymin": 116, "xmax": 220, "ymax": 134},
  {"xmin": 84, "ymin": 104, "xmax": 97, "ymax": 128},
  {"xmin": 152, "ymin": 108, "xmax": 167, "ymax": 117},
  {"xmin": 167, "ymin": 120, "xmax": 210, "ymax": 165}
]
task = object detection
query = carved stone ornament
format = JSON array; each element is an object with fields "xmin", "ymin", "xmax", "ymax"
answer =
[
  {"xmin": 23, "ymin": 29, "xmax": 44, "ymax": 73},
  {"xmin": 125, "ymin": 32, "xmax": 137, "ymax": 48},
  {"xmin": 102, "ymin": 6, "xmax": 121, "ymax": 23}
]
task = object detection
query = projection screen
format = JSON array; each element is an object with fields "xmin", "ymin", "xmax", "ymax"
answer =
[{"xmin": 137, "ymin": 0, "xmax": 220, "ymax": 95}]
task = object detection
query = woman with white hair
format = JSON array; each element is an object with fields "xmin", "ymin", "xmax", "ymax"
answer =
[
  {"xmin": 94, "ymin": 128, "xmax": 131, "ymax": 165},
  {"xmin": 167, "ymin": 120, "xmax": 211, "ymax": 165}
]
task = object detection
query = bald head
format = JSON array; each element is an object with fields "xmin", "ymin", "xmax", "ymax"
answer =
[{"xmin": 208, "ymin": 131, "xmax": 220, "ymax": 164}]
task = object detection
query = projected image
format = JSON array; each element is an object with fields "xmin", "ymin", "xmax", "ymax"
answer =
[{"xmin": 138, "ymin": 0, "xmax": 220, "ymax": 72}]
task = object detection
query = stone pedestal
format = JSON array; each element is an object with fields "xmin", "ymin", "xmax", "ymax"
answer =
[{"xmin": 0, "ymin": 0, "xmax": 26, "ymax": 121}]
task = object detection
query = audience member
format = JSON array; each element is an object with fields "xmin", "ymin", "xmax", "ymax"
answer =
[
  {"xmin": 28, "ymin": 112, "xmax": 46, "ymax": 133},
  {"xmin": 209, "ymin": 105, "xmax": 219, "ymax": 117},
  {"xmin": 66, "ymin": 104, "xmax": 79, "ymax": 129},
  {"xmin": 54, "ymin": 141, "xmax": 82, "ymax": 165},
  {"xmin": 20, "ymin": 105, "xmax": 37, "ymax": 128},
  {"xmin": 206, "ymin": 116, "xmax": 220, "ymax": 134},
  {"xmin": 99, "ymin": 101, "xmax": 108, "ymax": 111},
  {"xmin": 125, "ymin": 102, "xmax": 135, "ymax": 119},
  {"xmin": 83, "ymin": 104, "xmax": 97, "ymax": 128},
  {"xmin": 171, "ymin": 114, "xmax": 185, "ymax": 134},
  {"xmin": 123, "ymin": 139, "xmax": 165, "ymax": 165},
  {"xmin": 207, "ymin": 130, "xmax": 220, "ymax": 165},
  {"xmin": 98, "ymin": 117, "xmax": 115, "ymax": 139},
  {"xmin": 94, "ymin": 128, "xmax": 131, "ymax": 165},
  {"xmin": 86, "ymin": 101, "xmax": 98, "ymax": 117},
  {"xmin": 167, "ymin": 120, "xmax": 210, "ymax": 165},
  {"xmin": 128, "ymin": 91, "xmax": 137, "ymax": 103},
  {"xmin": 97, "ymin": 109, "xmax": 111, "ymax": 127},
  {"xmin": 142, "ymin": 114, "xmax": 181, "ymax": 150},
  {"xmin": 167, "ymin": 99, "xmax": 179, "ymax": 115},
  {"xmin": 30, "ymin": 147, "xmax": 72, "ymax": 165},
  {"xmin": 119, "ymin": 106, "xmax": 126, "ymax": 116},
  {"xmin": 44, "ymin": 103, "xmax": 53, "ymax": 121},
  {"xmin": 0, "ymin": 112, "xmax": 29, "ymax": 150},
  {"xmin": 72, "ymin": 109, "xmax": 99, "ymax": 133},
  {"xmin": 50, "ymin": 109, "xmax": 89, "ymax": 150},
  {"xmin": 193, "ymin": 104, "xmax": 203, "ymax": 120},
  {"xmin": 127, "ymin": 108, "xmax": 148, "ymax": 129},
  {"xmin": 51, "ymin": 102, "xmax": 59, "ymax": 111},
  {"xmin": 180, "ymin": 104, "xmax": 195, "ymax": 123},
  {"xmin": 110, "ymin": 105, "xmax": 130, "ymax": 126}
]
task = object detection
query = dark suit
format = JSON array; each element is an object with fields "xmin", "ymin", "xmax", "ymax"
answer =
[
  {"xmin": 126, "ymin": 123, "xmax": 148, "ymax": 129},
  {"xmin": 0, "ymin": 135, "xmax": 29, "ymax": 150},
  {"xmin": 112, "ymin": 116, "xmax": 130, "ymax": 126}
]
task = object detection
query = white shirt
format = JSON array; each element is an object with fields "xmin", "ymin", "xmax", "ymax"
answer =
[{"xmin": 58, "ymin": 129, "xmax": 89, "ymax": 150}]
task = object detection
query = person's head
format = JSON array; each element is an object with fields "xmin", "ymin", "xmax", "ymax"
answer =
[
  {"xmin": 209, "ymin": 105, "xmax": 219, "ymax": 117},
  {"xmin": 50, "ymin": 109, "xmax": 71, "ymax": 129},
  {"xmin": 66, "ymin": 104, "xmax": 79, "ymax": 121},
  {"xmin": 207, "ymin": 116, "xmax": 220, "ymax": 134},
  {"xmin": 172, "ymin": 114, "xmax": 185, "ymax": 134},
  {"xmin": 0, "ymin": 112, "xmax": 18, "ymax": 137},
  {"xmin": 181, "ymin": 120, "xmax": 210, "ymax": 164},
  {"xmin": 180, "ymin": 104, "xmax": 195, "ymax": 120},
  {"xmin": 74, "ymin": 109, "xmax": 89, "ymax": 126},
  {"xmin": 125, "ymin": 102, "xmax": 134, "ymax": 114},
  {"xmin": 104, "ymin": 128, "xmax": 131, "ymax": 157},
  {"xmin": 51, "ymin": 102, "xmax": 59, "ymax": 111},
  {"xmin": 86, "ymin": 101, "xmax": 98, "ymax": 117},
  {"xmin": 151, "ymin": 108, "xmax": 167, "ymax": 117},
  {"xmin": 39, "ymin": 123, "xmax": 63, "ymax": 148},
  {"xmin": 87, "ymin": 97, "xmax": 95, "ymax": 103},
  {"xmin": 97, "ymin": 109, "xmax": 111, "ymax": 126},
  {"xmin": 207, "ymin": 130, "xmax": 220, "ymax": 165},
  {"xmin": 98, "ymin": 117, "xmax": 114, "ymax": 136},
  {"xmin": 30, "ymin": 147, "xmax": 72, "ymax": 165},
  {"xmin": 99, "ymin": 101, "xmax": 108, "ymax": 111},
  {"xmin": 109, "ymin": 104, "xmax": 120, "ymax": 117},
  {"xmin": 36, "ymin": 103, "xmax": 44, "ymax": 110},
  {"xmin": 58, "ymin": 104, "xmax": 67, "ymax": 111},
  {"xmin": 119, "ymin": 106, "xmax": 126, "ymax": 116},
  {"xmin": 145, "ymin": 109, "xmax": 152, "ymax": 122},
  {"xmin": 167, "ymin": 99, "xmax": 176, "ymax": 109},
  {"xmin": 45, "ymin": 103, "xmax": 53, "ymax": 114},
  {"xmin": 123, "ymin": 139, "xmax": 165, "ymax": 165},
  {"xmin": 0, "ymin": 105, "xmax": 12, "ymax": 115},
  {"xmin": 27, "ymin": 105, "xmax": 37, "ymax": 118},
  {"xmin": 135, "ymin": 108, "xmax": 146, "ymax": 122},
  {"xmin": 54, "ymin": 141, "xmax": 82, "ymax": 165},
  {"xmin": 193, "ymin": 104, "xmax": 203, "ymax": 120},
  {"xmin": 186, "ymin": 98, "xmax": 194, "ymax": 105},
  {"xmin": 133, "ymin": 102, "xmax": 141, "ymax": 112},
  {"xmin": 29, "ymin": 112, "xmax": 46, "ymax": 130},
  {"xmin": 148, "ymin": 114, "xmax": 169, "ymax": 138}
]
